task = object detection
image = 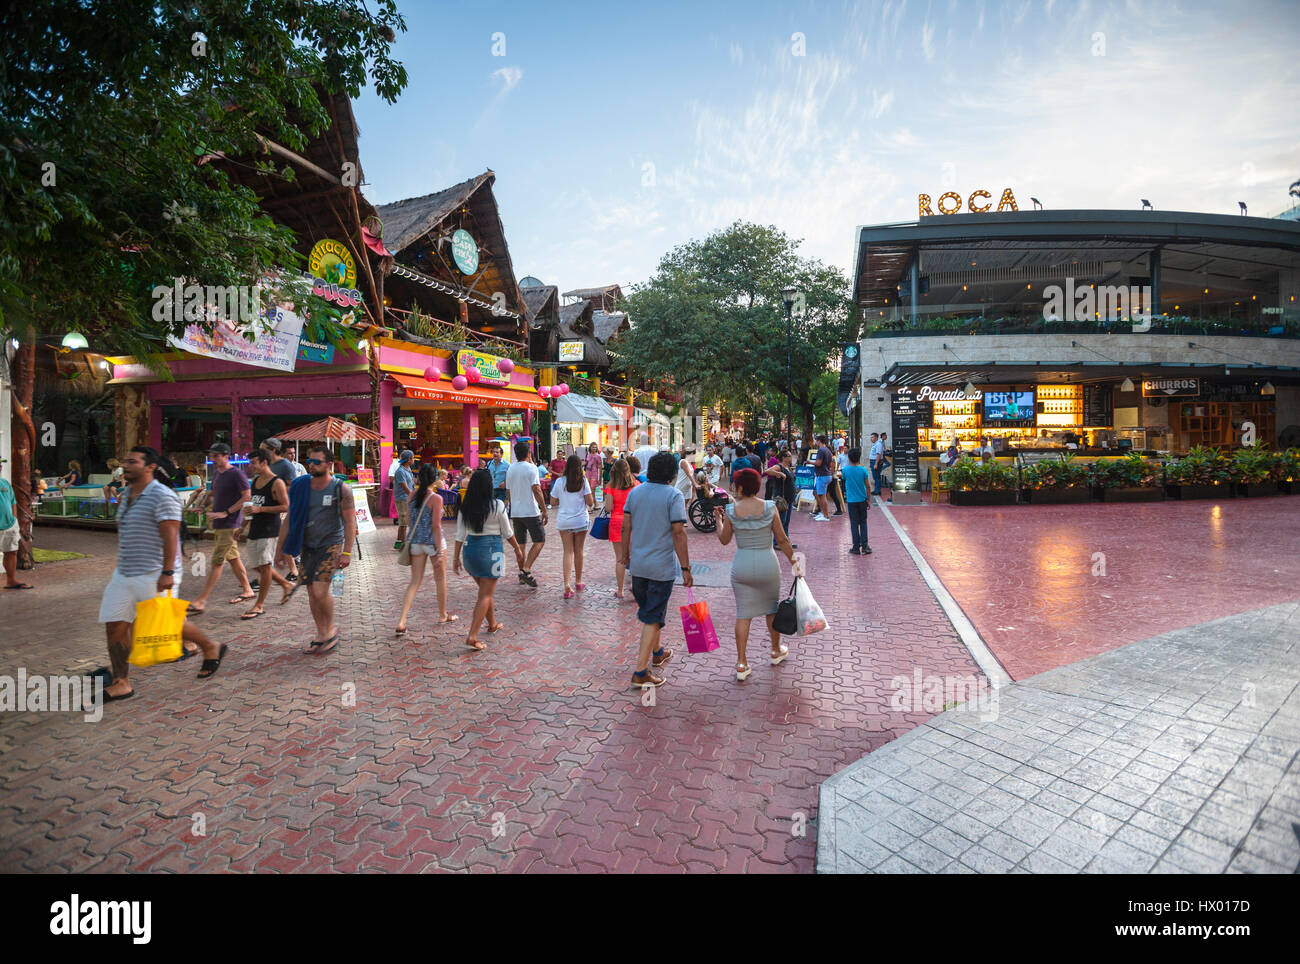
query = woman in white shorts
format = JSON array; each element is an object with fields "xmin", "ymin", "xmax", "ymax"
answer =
[
  {"xmin": 550, "ymin": 455, "xmax": 594, "ymax": 599},
  {"xmin": 396, "ymin": 465, "xmax": 458, "ymax": 635}
]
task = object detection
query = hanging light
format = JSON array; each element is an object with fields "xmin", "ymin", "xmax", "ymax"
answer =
[
  {"xmin": 1120, "ymin": 377, "xmax": 1135, "ymax": 392},
  {"xmin": 963, "ymin": 380, "xmax": 977, "ymax": 396},
  {"xmin": 1261, "ymin": 381, "xmax": 1275, "ymax": 396},
  {"xmin": 62, "ymin": 331, "xmax": 89, "ymax": 350}
]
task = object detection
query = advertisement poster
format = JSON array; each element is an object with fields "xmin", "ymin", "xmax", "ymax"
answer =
[
  {"xmin": 168, "ymin": 304, "xmax": 304, "ymax": 373},
  {"xmin": 354, "ymin": 499, "xmax": 377, "ymax": 534}
]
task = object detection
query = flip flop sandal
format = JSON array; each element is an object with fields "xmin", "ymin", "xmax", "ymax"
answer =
[
  {"xmin": 280, "ymin": 581, "xmax": 302, "ymax": 605},
  {"xmin": 228, "ymin": 594, "xmax": 255, "ymax": 604},
  {"xmin": 464, "ymin": 638, "xmax": 486, "ymax": 651},
  {"xmin": 437, "ymin": 614, "xmax": 460, "ymax": 624},
  {"xmin": 395, "ymin": 627, "xmax": 407, "ymax": 636},
  {"xmin": 185, "ymin": 605, "xmax": 205, "ymax": 615},
  {"xmin": 177, "ymin": 648, "xmax": 199, "ymax": 661},
  {"xmin": 487, "ymin": 622, "xmax": 504, "ymax": 633},
  {"xmin": 102, "ymin": 688, "xmax": 135, "ymax": 703},
  {"xmin": 2, "ymin": 583, "xmax": 34, "ymax": 589},
  {"xmin": 304, "ymin": 634, "xmax": 338, "ymax": 655},
  {"xmin": 196, "ymin": 643, "xmax": 228, "ymax": 679},
  {"xmin": 240, "ymin": 610, "xmax": 263, "ymax": 620}
]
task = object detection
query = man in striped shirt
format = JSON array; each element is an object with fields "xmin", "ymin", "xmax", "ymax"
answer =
[{"xmin": 95, "ymin": 446, "xmax": 227, "ymax": 702}]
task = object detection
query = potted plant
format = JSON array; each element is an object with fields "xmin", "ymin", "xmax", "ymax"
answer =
[
  {"xmin": 1229, "ymin": 445, "xmax": 1274, "ymax": 497},
  {"xmin": 1020, "ymin": 455, "xmax": 1091, "ymax": 504},
  {"xmin": 1272, "ymin": 448, "xmax": 1299, "ymax": 495},
  {"xmin": 944, "ymin": 456, "xmax": 1020, "ymax": 506},
  {"xmin": 1089, "ymin": 454, "xmax": 1163, "ymax": 502},
  {"xmin": 1165, "ymin": 446, "xmax": 1233, "ymax": 500}
]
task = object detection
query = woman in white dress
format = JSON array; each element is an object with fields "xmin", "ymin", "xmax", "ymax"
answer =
[
  {"xmin": 551, "ymin": 455, "xmax": 595, "ymax": 599},
  {"xmin": 674, "ymin": 449, "xmax": 696, "ymax": 508}
]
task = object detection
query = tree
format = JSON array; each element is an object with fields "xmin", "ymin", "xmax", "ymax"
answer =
[{"xmin": 615, "ymin": 222, "xmax": 855, "ymax": 441}]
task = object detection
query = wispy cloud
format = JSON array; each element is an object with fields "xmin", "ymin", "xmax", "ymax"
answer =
[
  {"xmin": 921, "ymin": 20, "xmax": 935, "ymax": 61},
  {"xmin": 491, "ymin": 66, "xmax": 522, "ymax": 92},
  {"xmin": 729, "ymin": 42, "xmax": 743, "ymax": 65},
  {"xmin": 870, "ymin": 89, "xmax": 895, "ymax": 118}
]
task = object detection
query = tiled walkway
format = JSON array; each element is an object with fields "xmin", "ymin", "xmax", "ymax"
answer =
[
  {"xmin": 818, "ymin": 601, "xmax": 1300, "ymax": 873},
  {"xmin": 0, "ymin": 503, "xmax": 979, "ymax": 873}
]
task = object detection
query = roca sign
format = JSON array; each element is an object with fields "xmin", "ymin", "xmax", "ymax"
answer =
[{"xmin": 919, "ymin": 188, "xmax": 1019, "ymax": 216}]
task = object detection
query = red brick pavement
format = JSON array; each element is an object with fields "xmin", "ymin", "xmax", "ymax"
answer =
[
  {"xmin": 893, "ymin": 493, "xmax": 1300, "ymax": 680},
  {"xmin": 0, "ymin": 502, "xmax": 979, "ymax": 873}
]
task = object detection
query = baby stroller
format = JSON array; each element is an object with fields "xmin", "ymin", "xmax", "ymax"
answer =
[{"xmin": 688, "ymin": 473, "xmax": 731, "ymax": 533}]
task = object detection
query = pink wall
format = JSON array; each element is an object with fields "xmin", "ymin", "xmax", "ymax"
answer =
[{"xmin": 378, "ymin": 343, "xmax": 537, "ymax": 391}]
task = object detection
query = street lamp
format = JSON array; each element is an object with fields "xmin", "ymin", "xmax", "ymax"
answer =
[{"xmin": 782, "ymin": 285, "xmax": 797, "ymax": 448}]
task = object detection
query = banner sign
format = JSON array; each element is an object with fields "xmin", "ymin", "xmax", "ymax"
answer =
[
  {"xmin": 559, "ymin": 341, "xmax": 585, "ymax": 362},
  {"xmin": 890, "ymin": 393, "xmax": 922, "ymax": 493},
  {"xmin": 356, "ymin": 468, "xmax": 375, "ymax": 485},
  {"xmin": 794, "ymin": 465, "xmax": 816, "ymax": 491},
  {"xmin": 456, "ymin": 349, "xmax": 510, "ymax": 387},
  {"xmin": 451, "ymin": 229, "xmax": 479, "ymax": 275},
  {"xmin": 296, "ymin": 337, "xmax": 336, "ymax": 364},
  {"xmin": 168, "ymin": 304, "xmax": 304, "ymax": 373},
  {"xmin": 308, "ymin": 239, "xmax": 357, "ymax": 289},
  {"xmin": 1142, "ymin": 378, "xmax": 1199, "ymax": 398},
  {"xmin": 354, "ymin": 496, "xmax": 377, "ymax": 534}
]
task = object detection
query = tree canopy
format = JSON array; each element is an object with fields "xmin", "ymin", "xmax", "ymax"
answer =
[
  {"xmin": 0, "ymin": 0, "xmax": 408, "ymax": 358},
  {"xmin": 615, "ymin": 221, "xmax": 856, "ymax": 437}
]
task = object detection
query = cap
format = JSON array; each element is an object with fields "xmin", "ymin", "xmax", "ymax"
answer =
[
  {"xmin": 264, "ymin": 437, "xmax": 283, "ymax": 452},
  {"xmin": 207, "ymin": 442, "xmax": 232, "ymax": 455},
  {"xmin": 400, "ymin": 449, "xmax": 414, "ymax": 462}
]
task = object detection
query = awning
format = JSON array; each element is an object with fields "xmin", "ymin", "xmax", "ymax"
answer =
[
  {"xmin": 390, "ymin": 372, "xmax": 546, "ymax": 410},
  {"xmin": 278, "ymin": 416, "xmax": 382, "ymax": 442},
  {"xmin": 556, "ymin": 392, "xmax": 623, "ymax": 425}
]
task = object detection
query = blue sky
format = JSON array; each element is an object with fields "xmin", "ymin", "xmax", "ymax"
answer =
[{"xmin": 353, "ymin": 0, "xmax": 1300, "ymax": 292}]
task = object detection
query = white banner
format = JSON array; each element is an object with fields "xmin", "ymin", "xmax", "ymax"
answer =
[
  {"xmin": 354, "ymin": 498, "xmax": 377, "ymax": 534},
  {"xmin": 167, "ymin": 304, "xmax": 304, "ymax": 373}
]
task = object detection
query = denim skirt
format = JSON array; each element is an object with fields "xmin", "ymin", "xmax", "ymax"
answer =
[{"xmin": 462, "ymin": 534, "xmax": 505, "ymax": 579}]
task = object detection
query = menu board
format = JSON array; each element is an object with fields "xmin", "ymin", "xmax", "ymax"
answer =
[
  {"xmin": 1082, "ymin": 384, "xmax": 1113, "ymax": 426},
  {"xmin": 890, "ymin": 393, "xmax": 921, "ymax": 493},
  {"xmin": 915, "ymin": 398, "xmax": 934, "ymax": 428}
]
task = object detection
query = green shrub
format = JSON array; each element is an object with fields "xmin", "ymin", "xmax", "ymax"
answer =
[
  {"xmin": 1020, "ymin": 454, "xmax": 1089, "ymax": 490},
  {"xmin": 1229, "ymin": 444, "xmax": 1273, "ymax": 484},
  {"xmin": 1166, "ymin": 446, "xmax": 1231, "ymax": 486},
  {"xmin": 1087, "ymin": 454, "xmax": 1161, "ymax": 488},
  {"xmin": 942, "ymin": 456, "xmax": 1017, "ymax": 491}
]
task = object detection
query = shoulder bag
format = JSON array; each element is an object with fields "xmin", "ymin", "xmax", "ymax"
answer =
[
  {"xmin": 397, "ymin": 498, "xmax": 430, "ymax": 566},
  {"xmin": 590, "ymin": 499, "xmax": 611, "ymax": 540},
  {"xmin": 773, "ymin": 577, "xmax": 799, "ymax": 636}
]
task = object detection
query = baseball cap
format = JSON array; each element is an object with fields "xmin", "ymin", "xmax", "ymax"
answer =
[
  {"xmin": 263, "ymin": 437, "xmax": 283, "ymax": 452},
  {"xmin": 207, "ymin": 442, "xmax": 232, "ymax": 455},
  {"xmin": 400, "ymin": 449, "xmax": 414, "ymax": 462}
]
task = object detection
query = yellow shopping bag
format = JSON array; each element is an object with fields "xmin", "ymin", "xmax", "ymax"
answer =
[{"xmin": 129, "ymin": 591, "xmax": 188, "ymax": 668}]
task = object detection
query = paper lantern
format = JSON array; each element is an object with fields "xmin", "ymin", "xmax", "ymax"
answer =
[
  {"xmin": 497, "ymin": 358, "xmax": 514, "ymax": 375},
  {"xmin": 538, "ymin": 385, "xmax": 551, "ymax": 398},
  {"xmin": 464, "ymin": 367, "xmax": 481, "ymax": 384},
  {"xmin": 559, "ymin": 383, "xmax": 570, "ymax": 395},
  {"xmin": 451, "ymin": 375, "xmax": 468, "ymax": 391},
  {"xmin": 424, "ymin": 365, "xmax": 441, "ymax": 382}
]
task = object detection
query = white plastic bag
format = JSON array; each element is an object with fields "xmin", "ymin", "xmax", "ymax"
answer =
[{"xmin": 793, "ymin": 576, "xmax": 827, "ymax": 636}]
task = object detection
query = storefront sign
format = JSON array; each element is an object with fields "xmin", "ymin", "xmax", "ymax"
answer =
[
  {"xmin": 559, "ymin": 340, "xmax": 585, "ymax": 362},
  {"xmin": 890, "ymin": 394, "xmax": 922, "ymax": 492},
  {"xmin": 794, "ymin": 465, "xmax": 815, "ymax": 491},
  {"xmin": 305, "ymin": 273, "xmax": 364, "ymax": 308},
  {"xmin": 167, "ymin": 304, "xmax": 304, "ymax": 373},
  {"xmin": 911, "ymin": 385, "xmax": 982, "ymax": 401},
  {"xmin": 308, "ymin": 239, "xmax": 357, "ymax": 289},
  {"xmin": 397, "ymin": 416, "xmax": 416, "ymax": 430},
  {"xmin": 296, "ymin": 337, "xmax": 336, "ymax": 364},
  {"xmin": 356, "ymin": 468, "xmax": 375, "ymax": 484},
  {"xmin": 456, "ymin": 349, "xmax": 510, "ymax": 387},
  {"xmin": 451, "ymin": 229, "xmax": 479, "ymax": 275},
  {"xmin": 918, "ymin": 188, "xmax": 1019, "ymax": 217},
  {"xmin": 1201, "ymin": 382, "xmax": 1272, "ymax": 402},
  {"xmin": 1142, "ymin": 378, "xmax": 1200, "ymax": 398}
]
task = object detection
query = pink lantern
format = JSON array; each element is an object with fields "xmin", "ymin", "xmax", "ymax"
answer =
[
  {"xmin": 559, "ymin": 383, "xmax": 570, "ymax": 395},
  {"xmin": 464, "ymin": 367, "xmax": 481, "ymax": 384},
  {"xmin": 538, "ymin": 385, "xmax": 551, "ymax": 398},
  {"xmin": 451, "ymin": 374, "xmax": 468, "ymax": 391},
  {"xmin": 497, "ymin": 358, "xmax": 514, "ymax": 375},
  {"xmin": 423, "ymin": 364, "xmax": 441, "ymax": 382}
]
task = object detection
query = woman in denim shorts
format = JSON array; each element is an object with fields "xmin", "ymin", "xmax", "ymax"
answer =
[
  {"xmin": 453, "ymin": 469, "xmax": 524, "ymax": 651},
  {"xmin": 395, "ymin": 465, "xmax": 458, "ymax": 635}
]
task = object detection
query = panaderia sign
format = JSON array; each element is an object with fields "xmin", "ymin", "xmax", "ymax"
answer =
[{"xmin": 901, "ymin": 385, "xmax": 983, "ymax": 401}]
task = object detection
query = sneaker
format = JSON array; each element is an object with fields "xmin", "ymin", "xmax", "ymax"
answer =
[
  {"xmin": 812, "ymin": 514, "xmax": 829, "ymax": 522},
  {"xmin": 652, "ymin": 647, "xmax": 675, "ymax": 667},
  {"xmin": 631, "ymin": 669, "xmax": 666, "ymax": 688},
  {"xmin": 862, "ymin": 545, "xmax": 873, "ymax": 554},
  {"xmin": 847, "ymin": 547, "xmax": 861, "ymax": 555},
  {"xmin": 832, "ymin": 511, "xmax": 844, "ymax": 516}
]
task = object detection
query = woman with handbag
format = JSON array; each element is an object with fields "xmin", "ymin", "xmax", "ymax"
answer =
[
  {"xmin": 395, "ymin": 465, "xmax": 458, "ymax": 635},
  {"xmin": 552, "ymin": 455, "xmax": 595, "ymax": 599},
  {"xmin": 605, "ymin": 458, "xmax": 639, "ymax": 600},
  {"xmin": 453, "ymin": 469, "xmax": 525, "ymax": 651},
  {"xmin": 712, "ymin": 468, "xmax": 797, "ymax": 681}
]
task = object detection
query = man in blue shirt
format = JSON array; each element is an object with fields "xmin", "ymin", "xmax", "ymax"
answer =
[
  {"xmin": 842, "ymin": 447, "xmax": 872, "ymax": 554},
  {"xmin": 393, "ymin": 449, "xmax": 415, "ymax": 551},
  {"xmin": 487, "ymin": 443, "xmax": 510, "ymax": 506}
]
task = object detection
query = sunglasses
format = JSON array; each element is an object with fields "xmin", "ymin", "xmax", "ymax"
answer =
[{"xmin": 304, "ymin": 458, "xmax": 325, "ymax": 465}]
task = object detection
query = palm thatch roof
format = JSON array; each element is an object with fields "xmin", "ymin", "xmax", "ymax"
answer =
[
  {"xmin": 522, "ymin": 284, "xmax": 559, "ymax": 325},
  {"xmin": 562, "ymin": 284, "xmax": 624, "ymax": 301},
  {"xmin": 592, "ymin": 309, "xmax": 629, "ymax": 345},
  {"xmin": 553, "ymin": 300, "xmax": 608, "ymax": 367}
]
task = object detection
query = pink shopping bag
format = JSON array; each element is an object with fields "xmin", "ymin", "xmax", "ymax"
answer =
[{"xmin": 680, "ymin": 588, "xmax": 720, "ymax": 654}]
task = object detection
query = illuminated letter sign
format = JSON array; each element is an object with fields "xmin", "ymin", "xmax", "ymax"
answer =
[{"xmin": 918, "ymin": 188, "xmax": 1020, "ymax": 216}]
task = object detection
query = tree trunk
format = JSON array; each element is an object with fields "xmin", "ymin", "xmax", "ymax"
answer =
[{"xmin": 11, "ymin": 341, "xmax": 37, "ymax": 569}]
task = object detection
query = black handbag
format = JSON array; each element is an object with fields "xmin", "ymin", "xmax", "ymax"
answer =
[{"xmin": 773, "ymin": 577, "xmax": 799, "ymax": 636}]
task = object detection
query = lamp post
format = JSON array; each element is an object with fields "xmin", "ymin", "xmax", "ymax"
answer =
[{"xmin": 782, "ymin": 285, "xmax": 797, "ymax": 448}]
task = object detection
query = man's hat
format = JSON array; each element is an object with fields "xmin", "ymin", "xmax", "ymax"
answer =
[
  {"xmin": 400, "ymin": 449, "xmax": 414, "ymax": 462},
  {"xmin": 264, "ymin": 437, "xmax": 283, "ymax": 452},
  {"xmin": 207, "ymin": 442, "xmax": 232, "ymax": 455}
]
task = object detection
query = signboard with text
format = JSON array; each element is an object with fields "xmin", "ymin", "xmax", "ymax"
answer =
[
  {"xmin": 559, "ymin": 341, "xmax": 585, "ymax": 362},
  {"xmin": 1142, "ymin": 378, "xmax": 1200, "ymax": 398},
  {"xmin": 890, "ymin": 393, "xmax": 921, "ymax": 493}
]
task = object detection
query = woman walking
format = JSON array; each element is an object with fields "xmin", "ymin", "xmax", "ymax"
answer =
[
  {"xmin": 674, "ymin": 448, "xmax": 696, "ymax": 508},
  {"xmin": 396, "ymin": 464, "xmax": 458, "ymax": 635},
  {"xmin": 453, "ymin": 468, "xmax": 525, "ymax": 651},
  {"xmin": 552, "ymin": 454, "xmax": 595, "ymax": 598},
  {"xmin": 605, "ymin": 457, "xmax": 639, "ymax": 599},
  {"xmin": 584, "ymin": 442, "xmax": 603, "ymax": 503},
  {"xmin": 764, "ymin": 448, "xmax": 797, "ymax": 549},
  {"xmin": 712, "ymin": 467, "xmax": 797, "ymax": 681}
]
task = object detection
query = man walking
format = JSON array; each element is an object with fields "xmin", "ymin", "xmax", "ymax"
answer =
[
  {"xmin": 186, "ymin": 442, "xmax": 254, "ymax": 614},
  {"xmin": 261, "ymin": 437, "xmax": 295, "ymax": 487},
  {"xmin": 618, "ymin": 451, "xmax": 691, "ymax": 689},
  {"xmin": 812, "ymin": 434, "xmax": 835, "ymax": 522},
  {"xmin": 506, "ymin": 438, "xmax": 547, "ymax": 587},
  {"xmin": 276, "ymin": 444, "xmax": 355, "ymax": 655},
  {"xmin": 96, "ymin": 446, "xmax": 226, "ymax": 701},
  {"xmin": 393, "ymin": 449, "xmax": 415, "ymax": 551},
  {"xmin": 869, "ymin": 432, "xmax": 884, "ymax": 497},
  {"xmin": 632, "ymin": 433, "xmax": 658, "ymax": 477},
  {"xmin": 0, "ymin": 459, "xmax": 33, "ymax": 589},
  {"xmin": 487, "ymin": 443, "xmax": 510, "ymax": 506},
  {"xmin": 842, "ymin": 447, "xmax": 873, "ymax": 555},
  {"xmin": 240, "ymin": 450, "xmax": 294, "ymax": 618}
]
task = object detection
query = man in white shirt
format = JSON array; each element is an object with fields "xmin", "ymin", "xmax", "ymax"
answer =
[
  {"xmin": 703, "ymin": 445, "xmax": 723, "ymax": 487},
  {"xmin": 632, "ymin": 433, "xmax": 658, "ymax": 477},
  {"xmin": 869, "ymin": 433, "xmax": 884, "ymax": 497},
  {"xmin": 506, "ymin": 438, "xmax": 548, "ymax": 587}
]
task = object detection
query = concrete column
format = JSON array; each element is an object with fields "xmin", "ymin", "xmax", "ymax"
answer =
[
  {"xmin": 910, "ymin": 255, "xmax": 919, "ymax": 327},
  {"xmin": 231, "ymin": 392, "xmax": 253, "ymax": 455},
  {"xmin": 1149, "ymin": 248, "xmax": 1162, "ymax": 314}
]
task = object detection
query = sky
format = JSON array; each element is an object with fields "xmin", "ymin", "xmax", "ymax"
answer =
[{"xmin": 352, "ymin": 0, "xmax": 1300, "ymax": 293}]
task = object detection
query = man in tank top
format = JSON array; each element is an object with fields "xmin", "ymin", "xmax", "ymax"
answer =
[{"xmin": 242, "ymin": 450, "xmax": 294, "ymax": 618}]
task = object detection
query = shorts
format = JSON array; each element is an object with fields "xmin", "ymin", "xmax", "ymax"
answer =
[
  {"xmin": 493, "ymin": 487, "xmax": 509, "ymax": 504},
  {"xmin": 98, "ymin": 568, "xmax": 183, "ymax": 623},
  {"xmin": 0, "ymin": 523, "xmax": 18, "ymax": 553},
  {"xmin": 396, "ymin": 499, "xmax": 410, "ymax": 526},
  {"xmin": 247, "ymin": 536, "xmax": 277, "ymax": 567},
  {"xmin": 814, "ymin": 475, "xmax": 832, "ymax": 495},
  {"xmin": 409, "ymin": 538, "xmax": 446, "ymax": 558},
  {"xmin": 300, "ymin": 543, "xmax": 343, "ymax": 585},
  {"xmin": 462, "ymin": 535, "xmax": 505, "ymax": 579},
  {"xmin": 211, "ymin": 528, "xmax": 241, "ymax": 564},
  {"xmin": 511, "ymin": 516, "xmax": 546, "ymax": 545},
  {"xmin": 631, "ymin": 576, "xmax": 675, "ymax": 627}
]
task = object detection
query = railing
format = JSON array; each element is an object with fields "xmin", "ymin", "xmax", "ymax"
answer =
[{"xmin": 865, "ymin": 315, "xmax": 1300, "ymax": 339}]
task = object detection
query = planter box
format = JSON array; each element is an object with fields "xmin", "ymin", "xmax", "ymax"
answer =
[
  {"xmin": 1277, "ymin": 480, "xmax": 1296, "ymax": 495},
  {"xmin": 1098, "ymin": 486, "xmax": 1163, "ymax": 503},
  {"xmin": 1234, "ymin": 482, "xmax": 1274, "ymax": 498},
  {"xmin": 950, "ymin": 489, "xmax": 1019, "ymax": 506},
  {"xmin": 1020, "ymin": 487, "xmax": 1091, "ymax": 504},
  {"xmin": 1165, "ymin": 483, "xmax": 1233, "ymax": 500}
]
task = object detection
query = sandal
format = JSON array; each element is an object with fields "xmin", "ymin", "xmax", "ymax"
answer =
[
  {"xmin": 3, "ymin": 583, "xmax": 34, "ymax": 590},
  {"xmin": 304, "ymin": 634, "xmax": 338, "ymax": 655},
  {"xmin": 437, "ymin": 614, "xmax": 460, "ymax": 624},
  {"xmin": 487, "ymin": 622, "xmax": 504, "ymax": 633},
  {"xmin": 228, "ymin": 594, "xmax": 255, "ymax": 604},
  {"xmin": 240, "ymin": 609, "xmax": 263, "ymax": 620},
  {"xmin": 280, "ymin": 581, "xmax": 301, "ymax": 606},
  {"xmin": 185, "ymin": 604, "xmax": 205, "ymax": 615},
  {"xmin": 736, "ymin": 664, "xmax": 752, "ymax": 682},
  {"xmin": 196, "ymin": 644, "xmax": 228, "ymax": 679},
  {"xmin": 395, "ymin": 626, "xmax": 407, "ymax": 636},
  {"xmin": 564, "ymin": 589, "xmax": 575, "ymax": 599},
  {"xmin": 465, "ymin": 638, "xmax": 486, "ymax": 651},
  {"xmin": 770, "ymin": 644, "xmax": 789, "ymax": 666},
  {"xmin": 102, "ymin": 688, "xmax": 135, "ymax": 703}
]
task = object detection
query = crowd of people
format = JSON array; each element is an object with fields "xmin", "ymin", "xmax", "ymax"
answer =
[{"xmin": 75, "ymin": 426, "xmax": 896, "ymax": 705}]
